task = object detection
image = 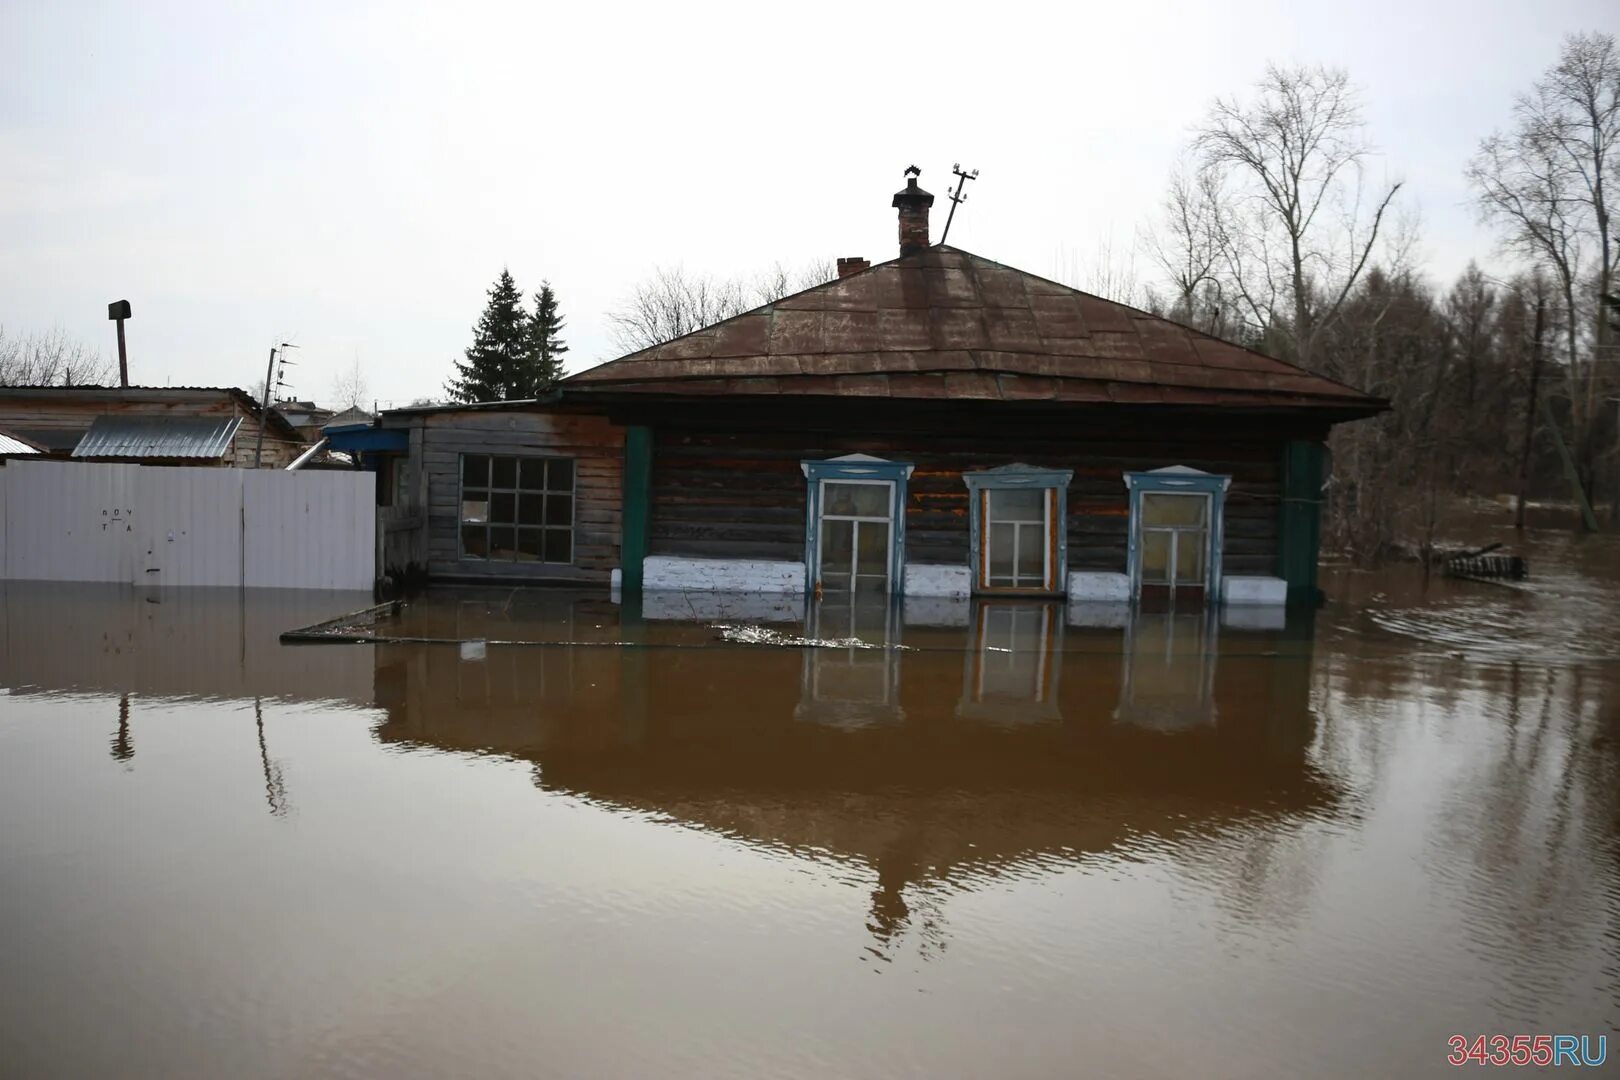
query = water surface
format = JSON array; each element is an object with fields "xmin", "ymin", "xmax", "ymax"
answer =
[{"xmin": 2, "ymin": 522, "xmax": 1617, "ymax": 1078}]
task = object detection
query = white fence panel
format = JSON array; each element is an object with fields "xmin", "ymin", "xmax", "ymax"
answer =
[
  {"xmin": 3, "ymin": 460, "xmax": 137, "ymax": 582},
  {"xmin": 133, "ymin": 467, "xmax": 245, "ymax": 587},
  {"xmin": 242, "ymin": 470, "xmax": 375, "ymax": 590},
  {"xmin": 2, "ymin": 460, "xmax": 375, "ymax": 590}
]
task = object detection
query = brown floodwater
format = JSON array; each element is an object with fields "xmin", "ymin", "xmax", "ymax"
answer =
[{"xmin": 2, "ymin": 517, "xmax": 1617, "ymax": 1079}]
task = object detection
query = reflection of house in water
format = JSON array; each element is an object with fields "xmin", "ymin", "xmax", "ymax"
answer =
[
  {"xmin": 1116, "ymin": 610, "xmax": 1221, "ymax": 731},
  {"xmin": 959, "ymin": 600, "xmax": 1064, "ymax": 724},
  {"xmin": 795, "ymin": 596, "xmax": 904, "ymax": 727},
  {"xmin": 371, "ymin": 593, "xmax": 1335, "ymax": 953}
]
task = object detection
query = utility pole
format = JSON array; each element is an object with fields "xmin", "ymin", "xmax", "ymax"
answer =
[
  {"xmin": 107, "ymin": 300, "xmax": 132, "ymax": 387},
  {"xmin": 1515, "ymin": 299, "xmax": 1544, "ymax": 531},
  {"xmin": 937, "ymin": 164, "xmax": 979, "ymax": 246},
  {"xmin": 252, "ymin": 343, "xmax": 297, "ymax": 468}
]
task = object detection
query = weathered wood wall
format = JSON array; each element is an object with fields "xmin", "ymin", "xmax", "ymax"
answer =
[
  {"xmin": 0, "ymin": 394, "xmax": 300, "ymax": 468},
  {"xmin": 651, "ymin": 416, "xmax": 1293, "ymax": 577},
  {"xmin": 415, "ymin": 410, "xmax": 624, "ymax": 583}
]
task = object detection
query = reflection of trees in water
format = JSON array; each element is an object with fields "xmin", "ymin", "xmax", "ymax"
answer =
[{"xmin": 1432, "ymin": 661, "xmax": 1620, "ymax": 1025}]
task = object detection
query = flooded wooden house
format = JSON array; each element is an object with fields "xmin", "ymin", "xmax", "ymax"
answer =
[{"xmin": 379, "ymin": 170, "xmax": 1384, "ymax": 605}]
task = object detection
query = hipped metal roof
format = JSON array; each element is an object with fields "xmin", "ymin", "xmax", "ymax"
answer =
[
  {"xmin": 71, "ymin": 415, "xmax": 244, "ymax": 460},
  {"xmin": 566, "ymin": 246, "xmax": 1386, "ymax": 415}
]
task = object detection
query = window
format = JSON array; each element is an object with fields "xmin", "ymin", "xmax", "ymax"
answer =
[
  {"xmin": 1138, "ymin": 492, "xmax": 1209, "ymax": 587},
  {"xmin": 1123, "ymin": 466, "xmax": 1230, "ymax": 603},
  {"xmin": 459, "ymin": 454, "xmax": 574, "ymax": 564},
  {"xmin": 964, "ymin": 465, "xmax": 1072, "ymax": 595},
  {"xmin": 801, "ymin": 455, "xmax": 914, "ymax": 596}
]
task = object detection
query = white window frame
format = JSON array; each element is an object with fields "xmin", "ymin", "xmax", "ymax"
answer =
[
  {"xmin": 982, "ymin": 487, "xmax": 1054, "ymax": 591},
  {"xmin": 1137, "ymin": 491, "xmax": 1212, "ymax": 588},
  {"xmin": 815, "ymin": 477, "xmax": 896, "ymax": 593}
]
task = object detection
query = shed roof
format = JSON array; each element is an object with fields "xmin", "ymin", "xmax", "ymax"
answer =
[
  {"xmin": 0, "ymin": 427, "xmax": 45, "ymax": 455},
  {"xmin": 566, "ymin": 246, "xmax": 1385, "ymax": 415},
  {"xmin": 71, "ymin": 415, "xmax": 244, "ymax": 460}
]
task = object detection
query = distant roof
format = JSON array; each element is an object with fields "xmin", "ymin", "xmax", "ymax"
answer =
[
  {"xmin": 71, "ymin": 415, "xmax": 244, "ymax": 460},
  {"xmin": 324, "ymin": 406, "xmax": 376, "ymax": 427},
  {"xmin": 0, "ymin": 385, "xmax": 301, "ymax": 438},
  {"xmin": 0, "ymin": 427, "xmax": 44, "ymax": 455},
  {"xmin": 566, "ymin": 246, "xmax": 1386, "ymax": 415}
]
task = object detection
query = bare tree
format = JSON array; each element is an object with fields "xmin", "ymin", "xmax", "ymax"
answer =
[
  {"xmin": 0, "ymin": 325, "xmax": 112, "ymax": 386},
  {"xmin": 330, "ymin": 352, "xmax": 370, "ymax": 410},
  {"xmin": 1142, "ymin": 162, "xmax": 1229, "ymax": 333},
  {"xmin": 1466, "ymin": 31, "xmax": 1619, "ymax": 508},
  {"xmin": 1192, "ymin": 64, "xmax": 1404, "ymax": 370},
  {"xmin": 607, "ymin": 260, "xmax": 836, "ymax": 354}
]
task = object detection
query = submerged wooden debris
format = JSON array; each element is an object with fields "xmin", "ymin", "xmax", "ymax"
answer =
[{"xmin": 1443, "ymin": 543, "xmax": 1528, "ymax": 582}]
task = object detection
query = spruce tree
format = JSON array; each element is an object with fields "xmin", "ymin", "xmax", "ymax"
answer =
[
  {"xmin": 525, "ymin": 282, "xmax": 570, "ymax": 397},
  {"xmin": 446, "ymin": 269, "xmax": 531, "ymax": 403}
]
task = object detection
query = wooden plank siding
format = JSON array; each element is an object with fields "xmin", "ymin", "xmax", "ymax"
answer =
[
  {"xmin": 0, "ymin": 394, "xmax": 300, "ymax": 468},
  {"xmin": 651, "ymin": 422, "xmax": 1284, "ymax": 577},
  {"xmin": 418, "ymin": 411, "xmax": 625, "ymax": 583}
]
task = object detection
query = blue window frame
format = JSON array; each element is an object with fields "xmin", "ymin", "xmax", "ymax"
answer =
[
  {"xmin": 1123, "ymin": 466, "xmax": 1230, "ymax": 601},
  {"xmin": 963, "ymin": 464, "xmax": 1073, "ymax": 594},
  {"xmin": 800, "ymin": 455, "xmax": 913, "ymax": 595}
]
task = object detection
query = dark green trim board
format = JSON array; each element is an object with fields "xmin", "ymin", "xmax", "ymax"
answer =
[
  {"xmin": 621, "ymin": 425, "xmax": 652, "ymax": 592},
  {"xmin": 1278, "ymin": 440, "xmax": 1325, "ymax": 605}
]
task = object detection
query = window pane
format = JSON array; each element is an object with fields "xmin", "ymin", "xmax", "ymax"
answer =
[
  {"xmin": 519, "ymin": 458, "xmax": 546, "ymax": 490},
  {"xmin": 823, "ymin": 482, "xmax": 888, "ymax": 518},
  {"xmin": 1142, "ymin": 493, "xmax": 1206, "ymax": 527},
  {"xmin": 460, "ymin": 497, "xmax": 488, "ymax": 523},
  {"xmin": 516, "ymin": 529, "xmax": 542, "ymax": 562},
  {"xmin": 1176, "ymin": 531, "xmax": 1207, "ymax": 584},
  {"xmin": 989, "ymin": 522, "xmax": 1015, "ymax": 579},
  {"xmin": 548, "ymin": 458, "xmax": 575, "ymax": 492},
  {"xmin": 490, "ymin": 492, "xmax": 516, "ymax": 524},
  {"xmin": 855, "ymin": 520, "xmax": 889, "ymax": 583},
  {"xmin": 491, "ymin": 456, "xmax": 517, "ymax": 489},
  {"xmin": 519, "ymin": 494, "xmax": 544, "ymax": 525},
  {"xmin": 542, "ymin": 528, "xmax": 572, "ymax": 564},
  {"xmin": 489, "ymin": 527, "xmax": 517, "ymax": 561},
  {"xmin": 822, "ymin": 519, "xmax": 854, "ymax": 586},
  {"xmin": 461, "ymin": 525, "xmax": 488, "ymax": 559},
  {"xmin": 547, "ymin": 494, "xmax": 573, "ymax": 525},
  {"xmin": 462, "ymin": 455, "xmax": 488, "ymax": 487},
  {"xmin": 1141, "ymin": 531, "xmax": 1171, "ymax": 582},
  {"xmin": 1017, "ymin": 521, "xmax": 1044, "ymax": 580},
  {"xmin": 990, "ymin": 487, "xmax": 1045, "ymax": 523}
]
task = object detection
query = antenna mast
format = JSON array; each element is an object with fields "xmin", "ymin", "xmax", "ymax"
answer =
[{"xmin": 938, "ymin": 163, "xmax": 979, "ymax": 246}]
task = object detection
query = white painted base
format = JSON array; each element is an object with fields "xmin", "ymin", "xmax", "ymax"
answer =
[
  {"xmin": 902, "ymin": 596, "xmax": 971, "ymax": 627},
  {"xmin": 1222, "ymin": 575, "xmax": 1288, "ymax": 606},
  {"xmin": 642, "ymin": 589, "xmax": 805, "ymax": 623},
  {"xmin": 1068, "ymin": 571, "xmax": 1131, "ymax": 603},
  {"xmin": 904, "ymin": 563, "xmax": 972, "ymax": 598},
  {"xmin": 642, "ymin": 555, "xmax": 805, "ymax": 594},
  {"xmin": 1067, "ymin": 602, "xmax": 1130, "ymax": 628},
  {"xmin": 1221, "ymin": 605, "xmax": 1287, "ymax": 631}
]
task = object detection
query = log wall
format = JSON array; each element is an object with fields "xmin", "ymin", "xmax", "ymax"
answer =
[{"xmin": 651, "ymin": 418, "xmax": 1289, "ymax": 577}]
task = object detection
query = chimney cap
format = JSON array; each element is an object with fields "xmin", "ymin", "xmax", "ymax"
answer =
[{"xmin": 892, "ymin": 165, "xmax": 934, "ymax": 209}]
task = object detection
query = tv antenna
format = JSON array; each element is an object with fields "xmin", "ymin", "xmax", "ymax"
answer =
[{"xmin": 938, "ymin": 163, "xmax": 979, "ymax": 245}]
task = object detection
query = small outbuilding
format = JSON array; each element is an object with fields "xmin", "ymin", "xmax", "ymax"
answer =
[{"xmin": 379, "ymin": 172, "xmax": 1385, "ymax": 606}]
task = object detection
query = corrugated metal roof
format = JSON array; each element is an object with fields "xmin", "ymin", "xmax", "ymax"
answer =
[
  {"xmin": 0, "ymin": 427, "xmax": 43, "ymax": 454},
  {"xmin": 565, "ymin": 246, "xmax": 1387, "ymax": 414},
  {"xmin": 71, "ymin": 415, "xmax": 243, "ymax": 460}
]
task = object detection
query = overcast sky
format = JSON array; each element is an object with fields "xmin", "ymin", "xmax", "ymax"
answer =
[{"xmin": 3, "ymin": 1, "xmax": 1613, "ymax": 405}]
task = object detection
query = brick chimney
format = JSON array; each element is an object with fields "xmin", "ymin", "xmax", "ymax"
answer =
[
  {"xmin": 836, "ymin": 257, "xmax": 870, "ymax": 278},
  {"xmin": 891, "ymin": 166, "xmax": 934, "ymax": 256}
]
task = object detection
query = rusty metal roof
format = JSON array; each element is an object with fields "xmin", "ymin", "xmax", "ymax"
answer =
[
  {"xmin": 0, "ymin": 427, "xmax": 44, "ymax": 455},
  {"xmin": 71, "ymin": 415, "xmax": 244, "ymax": 460},
  {"xmin": 566, "ymin": 246, "xmax": 1386, "ymax": 414}
]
